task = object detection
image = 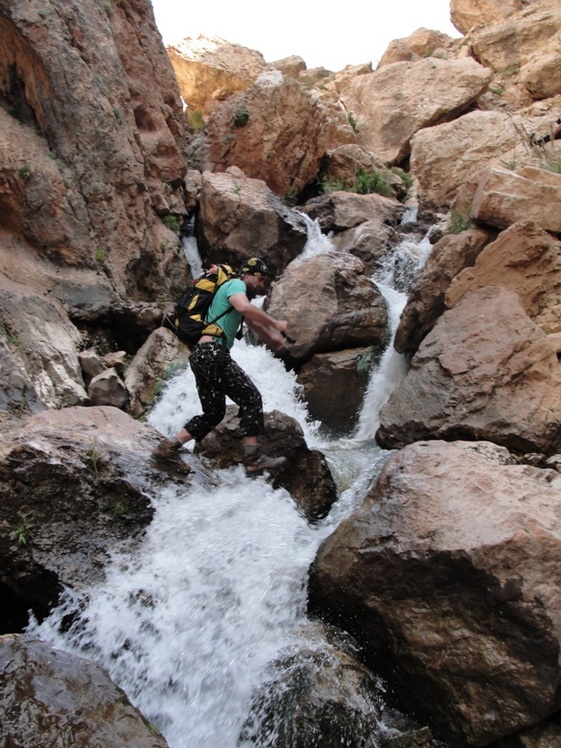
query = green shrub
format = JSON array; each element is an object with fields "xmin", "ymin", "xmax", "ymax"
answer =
[
  {"xmin": 448, "ymin": 208, "xmax": 474, "ymax": 234},
  {"xmin": 187, "ymin": 109, "xmax": 204, "ymax": 132},
  {"xmin": 354, "ymin": 167, "xmax": 393, "ymax": 197},
  {"xmin": 233, "ymin": 106, "xmax": 249, "ymax": 127},
  {"xmin": 163, "ymin": 214, "xmax": 181, "ymax": 232},
  {"xmin": 348, "ymin": 113, "xmax": 359, "ymax": 133}
]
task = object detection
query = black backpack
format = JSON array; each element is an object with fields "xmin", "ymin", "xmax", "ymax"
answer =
[{"xmin": 171, "ymin": 263, "xmax": 238, "ymax": 347}]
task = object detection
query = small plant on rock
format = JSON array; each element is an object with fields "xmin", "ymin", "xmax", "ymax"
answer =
[
  {"xmin": 162, "ymin": 214, "xmax": 181, "ymax": 232},
  {"xmin": 448, "ymin": 208, "xmax": 474, "ymax": 234},
  {"xmin": 233, "ymin": 105, "xmax": 249, "ymax": 127}
]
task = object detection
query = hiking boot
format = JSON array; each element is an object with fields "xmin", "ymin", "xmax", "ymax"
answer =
[
  {"xmin": 243, "ymin": 446, "xmax": 287, "ymax": 474},
  {"xmin": 151, "ymin": 437, "xmax": 191, "ymax": 474},
  {"xmin": 152, "ymin": 437, "xmax": 182, "ymax": 459}
]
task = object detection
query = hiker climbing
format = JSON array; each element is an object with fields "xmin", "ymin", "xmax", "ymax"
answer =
[{"xmin": 153, "ymin": 257, "xmax": 291, "ymax": 474}]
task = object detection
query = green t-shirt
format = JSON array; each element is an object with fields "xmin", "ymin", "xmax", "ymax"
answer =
[{"xmin": 205, "ymin": 278, "xmax": 246, "ymax": 349}]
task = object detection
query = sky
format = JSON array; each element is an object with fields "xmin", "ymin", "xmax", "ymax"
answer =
[{"xmin": 150, "ymin": 0, "xmax": 462, "ymax": 72}]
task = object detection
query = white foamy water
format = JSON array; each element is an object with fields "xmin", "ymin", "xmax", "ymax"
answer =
[
  {"xmin": 27, "ymin": 215, "xmax": 435, "ymax": 747},
  {"xmin": 355, "ymin": 230, "xmax": 434, "ymax": 440}
]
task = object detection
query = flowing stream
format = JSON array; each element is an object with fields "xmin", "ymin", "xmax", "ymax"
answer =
[{"xmin": 28, "ymin": 217, "xmax": 433, "ymax": 747}]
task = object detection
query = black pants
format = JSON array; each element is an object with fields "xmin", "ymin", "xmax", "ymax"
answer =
[{"xmin": 185, "ymin": 341, "xmax": 264, "ymax": 441}]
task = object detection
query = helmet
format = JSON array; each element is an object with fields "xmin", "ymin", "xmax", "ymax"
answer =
[{"xmin": 239, "ymin": 257, "xmax": 270, "ymax": 277}]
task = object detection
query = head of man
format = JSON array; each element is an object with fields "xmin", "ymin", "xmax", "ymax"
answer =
[{"xmin": 239, "ymin": 257, "xmax": 270, "ymax": 298}]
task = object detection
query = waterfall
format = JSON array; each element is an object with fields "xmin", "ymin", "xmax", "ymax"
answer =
[
  {"xmin": 27, "ymin": 216, "xmax": 435, "ymax": 747},
  {"xmin": 355, "ymin": 229, "xmax": 433, "ymax": 440}
]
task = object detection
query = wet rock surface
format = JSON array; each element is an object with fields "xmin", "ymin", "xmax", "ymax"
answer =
[{"xmin": 0, "ymin": 633, "xmax": 168, "ymax": 748}]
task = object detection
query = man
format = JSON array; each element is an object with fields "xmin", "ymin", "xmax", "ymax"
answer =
[{"xmin": 153, "ymin": 257, "xmax": 290, "ymax": 474}]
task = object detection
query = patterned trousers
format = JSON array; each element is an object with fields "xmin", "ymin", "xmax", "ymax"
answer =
[{"xmin": 185, "ymin": 341, "xmax": 264, "ymax": 441}]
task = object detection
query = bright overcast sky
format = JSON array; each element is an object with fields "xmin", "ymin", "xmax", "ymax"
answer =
[{"xmin": 150, "ymin": 0, "xmax": 462, "ymax": 72}]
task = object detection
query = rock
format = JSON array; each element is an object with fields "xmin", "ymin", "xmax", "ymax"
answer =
[
  {"xmin": 378, "ymin": 28, "xmax": 457, "ymax": 68},
  {"xmin": 469, "ymin": 167, "xmax": 561, "ymax": 233},
  {"xmin": 319, "ymin": 144, "xmax": 409, "ymax": 202},
  {"xmin": 468, "ymin": 3, "xmax": 561, "ymax": 101},
  {"xmin": 446, "ymin": 219, "xmax": 561, "ymax": 321},
  {"xmin": 101, "ymin": 351, "xmax": 127, "ymax": 373},
  {"xmin": 239, "ymin": 622, "xmax": 381, "ymax": 746},
  {"xmin": 297, "ymin": 348, "xmax": 372, "ymax": 434},
  {"xmin": 265, "ymin": 252, "xmax": 389, "ymax": 363},
  {"xmin": 0, "ymin": 279, "xmax": 88, "ymax": 413},
  {"xmin": 0, "ymin": 406, "xmax": 164, "ymax": 619},
  {"xmin": 78, "ymin": 348, "xmax": 106, "ymax": 380},
  {"xmin": 410, "ymin": 111, "xmax": 522, "ymax": 210},
  {"xmin": 0, "ymin": 0, "xmax": 187, "ymax": 300},
  {"xmin": 378, "ymin": 286, "xmax": 561, "ymax": 455},
  {"xmin": 270, "ymin": 54, "xmax": 307, "ymax": 78},
  {"xmin": 200, "ymin": 71, "xmax": 332, "ymax": 197},
  {"xmin": 308, "ymin": 439, "xmax": 561, "ymax": 746},
  {"xmin": 299, "ymin": 191, "xmax": 405, "ymax": 233},
  {"xmin": 88, "ymin": 368, "xmax": 129, "ymax": 409},
  {"xmin": 167, "ymin": 34, "xmax": 267, "ymax": 116},
  {"xmin": 124, "ymin": 327, "xmax": 189, "ymax": 419},
  {"xmin": 0, "ymin": 633, "xmax": 168, "ymax": 747},
  {"xmin": 337, "ymin": 57, "xmax": 492, "ymax": 163},
  {"xmin": 194, "ymin": 408, "xmax": 338, "ymax": 522},
  {"xmin": 197, "ymin": 168, "xmax": 307, "ymax": 276},
  {"xmin": 394, "ymin": 229, "xmax": 494, "ymax": 355},
  {"xmin": 451, "ymin": 0, "xmax": 524, "ymax": 35},
  {"xmin": 331, "ymin": 218, "xmax": 393, "ymax": 276}
]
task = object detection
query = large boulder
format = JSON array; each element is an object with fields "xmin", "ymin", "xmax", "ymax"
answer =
[
  {"xmin": 0, "ymin": 406, "xmax": 164, "ymax": 619},
  {"xmin": 309, "ymin": 439, "xmax": 561, "ymax": 746},
  {"xmin": 410, "ymin": 111, "xmax": 521, "ymax": 210},
  {"xmin": 0, "ymin": 279, "xmax": 88, "ymax": 413},
  {"xmin": 337, "ymin": 57, "xmax": 492, "ymax": 163},
  {"xmin": 451, "ymin": 0, "xmax": 525, "ymax": 35},
  {"xmin": 125, "ymin": 327, "xmax": 189, "ymax": 419},
  {"xmin": 394, "ymin": 229, "xmax": 495, "ymax": 356},
  {"xmin": 0, "ymin": 634, "xmax": 168, "ymax": 748},
  {"xmin": 194, "ymin": 408, "xmax": 338, "ymax": 522},
  {"xmin": 198, "ymin": 70, "xmax": 331, "ymax": 197},
  {"xmin": 377, "ymin": 285, "xmax": 561, "ymax": 455},
  {"xmin": 265, "ymin": 252, "xmax": 389, "ymax": 363},
  {"xmin": 167, "ymin": 34, "xmax": 267, "ymax": 116},
  {"xmin": 299, "ymin": 191, "xmax": 405, "ymax": 234},
  {"xmin": 197, "ymin": 167, "xmax": 307, "ymax": 276},
  {"xmin": 470, "ymin": 167, "xmax": 561, "ymax": 233},
  {"xmin": 296, "ymin": 348, "xmax": 372, "ymax": 435},
  {"xmin": 467, "ymin": 2, "xmax": 561, "ymax": 100},
  {"xmin": 378, "ymin": 28, "xmax": 457, "ymax": 68},
  {"xmin": 239, "ymin": 622, "xmax": 381, "ymax": 747},
  {"xmin": 446, "ymin": 220, "xmax": 561, "ymax": 325}
]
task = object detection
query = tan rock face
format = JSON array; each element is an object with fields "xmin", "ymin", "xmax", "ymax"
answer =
[
  {"xmin": 470, "ymin": 166, "xmax": 561, "ymax": 233},
  {"xmin": 197, "ymin": 168, "xmax": 307, "ymax": 275},
  {"xmin": 0, "ymin": 0, "xmax": 187, "ymax": 300},
  {"xmin": 446, "ymin": 219, "xmax": 561, "ymax": 319},
  {"xmin": 338, "ymin": 57, "xmax": 492, "ymax": 163},
  {"xmin": 309, "ymin": 439, "xmax": 561, "ymax": 745},
  {"xmin": 377, "ymin": 285, "xmax": 561, "ymax": 454},
  {"xmin": 265, "ymin": 252, "xmax": 389, "ymax": 362},
  {"xmin": 167, "ymin": 35, "xmax": 267, "ymax": 116},
  {"xmin": 468, "ymin": 3, "xmax": 561, "ymax": 76},
  {"xmin": 411, "ymin": 111, "xmax": 522, "ymax": 210},
  {"xmin": 378, "ymin": 28, "xmax": 456, "ymax": 67},
  {"xmin": 196, "ymin": 70, "xmax": 328, "ymax": 195},
  {"xmin": 395, "ymin": 229, "xmax": 494, "ymax": 355},
  {"xmin": 202, "ymin": 71, "xmax": 331, "ymax": 196},
  {"xmin": 451, "ymin": 0, "xmax": 524, "ymax": 34}
]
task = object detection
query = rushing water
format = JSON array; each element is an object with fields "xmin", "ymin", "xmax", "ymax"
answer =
[{"xmin": 28, "ymin": 217, "xmax": 433, "ymax": 747}]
